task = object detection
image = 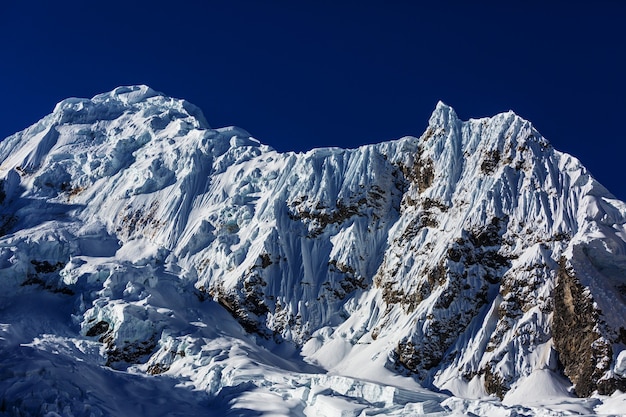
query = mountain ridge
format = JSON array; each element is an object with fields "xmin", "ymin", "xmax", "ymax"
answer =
[{"xmin": 1, "ymin": 85, "xmax": 625, "ymax": 416}]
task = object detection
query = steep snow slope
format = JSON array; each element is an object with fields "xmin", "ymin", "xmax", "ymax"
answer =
[{"xmin": 1, "ymin": 85, "xmax": 625, "ymax": 416}]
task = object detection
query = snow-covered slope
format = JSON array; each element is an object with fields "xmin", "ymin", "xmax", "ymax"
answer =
[{"xmin": 1, "ymin": 85, "xmax": 625, "ymax": 416}]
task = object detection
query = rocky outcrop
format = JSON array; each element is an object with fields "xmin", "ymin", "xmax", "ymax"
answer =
[{"xmin": 553, "ymin": 258, "xmax": 626, "ymax": 396}]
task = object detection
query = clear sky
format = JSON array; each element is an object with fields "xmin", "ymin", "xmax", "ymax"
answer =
[{"xmin": 1, "ymin": 1, "xmax": 625, "ymax": 199}]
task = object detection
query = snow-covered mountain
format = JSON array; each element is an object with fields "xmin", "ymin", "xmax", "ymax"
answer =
[{"xmin": 1, "ymin": 85, "xmax": 625, "ymax": 416}]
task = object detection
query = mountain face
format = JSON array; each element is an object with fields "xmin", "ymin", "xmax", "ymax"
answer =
[{"xmin": 1, "ymin": 85, "xmax": 626, "ymax": 415}]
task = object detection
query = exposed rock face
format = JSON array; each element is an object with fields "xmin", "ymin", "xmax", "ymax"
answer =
[{"xmin": 553, "ymin": 258, "xmax": 626, "ymax": 396}]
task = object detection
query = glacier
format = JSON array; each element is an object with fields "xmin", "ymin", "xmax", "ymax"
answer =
[{"xmin": 0, "ymin": 85, "xmax": 625, "ymax": 416}]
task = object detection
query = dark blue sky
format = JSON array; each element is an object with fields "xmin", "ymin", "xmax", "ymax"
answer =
[{"xmin": 1, "ymin": 1, "xmax": 625, "ymax": 199}]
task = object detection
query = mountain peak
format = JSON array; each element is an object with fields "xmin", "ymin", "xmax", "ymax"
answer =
[
  {"xmin": 427, "ymin": 101, "xmax": 461, "ymax": 135},
  {"xmin": 46, "ymin": 85, "xmax": 210, "ymax": 131},
  {"xmin": 1, "ymin": 90, "xmax": 626, "ymax": 415},
  {"xmin": 94, "ymin": 84, "xmax": 161, "ymax": 105},
  {"xmin": 52, "ymin": 85, "xmax": 161, "ymax": 114}
]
